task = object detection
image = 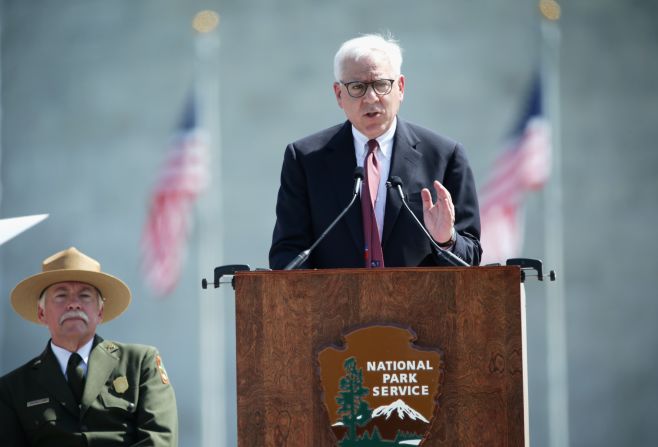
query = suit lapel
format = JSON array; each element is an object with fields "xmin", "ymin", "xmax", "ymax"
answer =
[
  {"xmin": 80, "ymin": 335, "xmax": 118, "ymax": 416},
  {"xmin": 382, "ymin": 120, "xmax": 422, "ymax": 247},
  {"xmin": 318, "ymin": 120, "xmax": 423, "ymax": 256},
  {"xmin": 324, "ymin": 121, "xmax": 363, "ymax": 252},
  {"xmin": 33, "ymin": 342, "xmax": 79, "ymax": 417}
]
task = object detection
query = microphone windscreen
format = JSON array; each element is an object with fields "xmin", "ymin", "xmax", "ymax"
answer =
[{"xmin": 388, "ymin": 176, "xmax": 403, "ymax": 188}]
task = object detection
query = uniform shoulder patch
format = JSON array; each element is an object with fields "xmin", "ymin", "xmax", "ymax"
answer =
[{"xmin": 155, "ymin": 355, "xmax": 170, "ymax": 384}]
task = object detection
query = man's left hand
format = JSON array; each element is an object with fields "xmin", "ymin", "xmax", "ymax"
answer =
[{"xmin": 421, "ymin": 180, "xmax": 455, "ymax": 245}]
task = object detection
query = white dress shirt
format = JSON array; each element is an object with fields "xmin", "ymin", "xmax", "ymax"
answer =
[
  {"xmin": 51, "ymin": 337, "xmax": 93, "ymax": 379},
  {"xmin": 352, "ymin": 118, "xmax": 397, "ymax": 239}
]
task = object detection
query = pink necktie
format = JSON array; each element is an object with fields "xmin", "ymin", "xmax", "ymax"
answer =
[{"xmin": 361, "ymin": 139, "xmax": 385, "ymax": 268}]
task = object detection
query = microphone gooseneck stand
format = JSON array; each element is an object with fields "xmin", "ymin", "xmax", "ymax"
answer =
[
  {"xmin": 284, "ymin": 167, "xmax": 365, "ymax": 270},
  {"xmin": 387, "ymin": 176, "xmax": 469, "ymax": 267}
]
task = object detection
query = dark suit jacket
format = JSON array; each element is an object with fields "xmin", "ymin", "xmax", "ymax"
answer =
[
  {"xmin": 0, "ymin": 336, "xmax": 177, "ymax": 446},
  {"xmin": 269, "ymin": 118, "xmax": 482, "ymax": 269}
]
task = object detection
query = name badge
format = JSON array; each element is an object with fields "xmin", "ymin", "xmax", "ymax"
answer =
[{"xmin": 27, "ymin": 398, "xmax": 50, "ymax": 407}]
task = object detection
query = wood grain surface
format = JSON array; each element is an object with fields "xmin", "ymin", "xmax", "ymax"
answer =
[{"xmin": 234, "ymin": 267, "xmax": 524, "ymax": 446}]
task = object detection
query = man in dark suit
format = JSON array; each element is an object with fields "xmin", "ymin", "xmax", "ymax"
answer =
[
  {"xmin": 0, "ymin": 247, "xmax": 178, "ymax": 446},
  {"xmin": 270, "ymin": 34, "xmax": 481, "ymax": 269}
]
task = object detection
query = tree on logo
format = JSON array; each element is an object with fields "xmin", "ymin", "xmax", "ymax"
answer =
[{"xmin": 336, "ymin": 356, "xmax": 371, "ymax": 445}]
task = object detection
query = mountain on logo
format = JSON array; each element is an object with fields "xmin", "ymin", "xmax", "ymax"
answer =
[
  {"xmin": 371, "ymin": 399, "xmax": 430, "ymax": 423},
  {"xmin": 332, "ymin": 399, "xmax": 429, "ymax": 443}
]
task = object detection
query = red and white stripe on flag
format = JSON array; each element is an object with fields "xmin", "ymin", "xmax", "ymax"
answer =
[
  {"xmin": 479, "ymin": 116, "xmax": 551, "ymax": 264},
  {"xmin": 141, "ymin": 108, "xmax": 209, "ymax": 296}
]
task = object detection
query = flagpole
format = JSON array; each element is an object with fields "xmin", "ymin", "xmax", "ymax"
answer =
[
  {"xmin": 0, "ymin": 0, "xmax": 4, "ymax": 372},
  {"xmin": 540, "ymin": 1, "xmax": 570, "ymax": 446},
  {"xmin": 192, "ymin": 10, "xmax": 231, "ymax": 447}
]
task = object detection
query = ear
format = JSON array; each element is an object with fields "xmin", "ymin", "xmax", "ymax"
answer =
[
  {"xmin": 37, "ymin": 304, "xmax": 47, "ymax": 324},
  {"xmin": 333, "ymin": 82, "xmax": 344, "ymax": 109},
  {"xmin": 97, "ymin": 304, "xmax": 104, "ymax": 323},
  {"xmin": 398, "ymin": 75, "xmax": 405, "ymax": 101}
]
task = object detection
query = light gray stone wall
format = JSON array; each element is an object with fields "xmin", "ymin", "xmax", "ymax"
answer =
[{"xmin": 1, "ymin": 1, "xmax": 657, "ymax": 445}]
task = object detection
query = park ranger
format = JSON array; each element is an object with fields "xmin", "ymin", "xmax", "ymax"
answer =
[{"xmin": 0, "ymin": 247, "xmax": 178, "ymax": 446}]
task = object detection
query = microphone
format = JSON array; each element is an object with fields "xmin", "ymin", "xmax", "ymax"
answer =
[
  {"xmin": 284, "ymin": 167, "xmax": 365, "ymax": 270},
  {"xmin": 386, "ymin": 176, "xmax": 469, "ymax": 267}
]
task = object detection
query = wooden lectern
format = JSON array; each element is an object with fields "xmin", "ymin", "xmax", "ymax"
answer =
[{"xmin": 234, "ymin": 267, "xmax": 527, "ymax": 446}]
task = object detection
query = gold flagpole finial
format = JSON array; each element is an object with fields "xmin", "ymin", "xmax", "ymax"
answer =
[
  {"xmin": 539, "ymin": 0, "xmax": 561, "ymax": 21},
  {"xmin": 193, "ymin": 10, "xmax": 220, "ymax": 33}
]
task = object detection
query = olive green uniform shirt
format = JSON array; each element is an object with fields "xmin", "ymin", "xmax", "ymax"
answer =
[{"xmin": 0, "ymin": 335, "xmax": 178, "ymax": 446}]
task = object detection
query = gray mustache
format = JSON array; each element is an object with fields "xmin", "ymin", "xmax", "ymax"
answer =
[{"xmin": 59, "ymin": 310, "xmax": 89, "ymax": 325}]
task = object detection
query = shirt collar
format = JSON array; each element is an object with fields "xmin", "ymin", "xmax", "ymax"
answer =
[
  {"xmin": 51, "ymin": 337, "xmax": 94, "ymax": 374},
  {"xmin": 352, "ymin": 117, "xmax": 397, "ymax": 160}
]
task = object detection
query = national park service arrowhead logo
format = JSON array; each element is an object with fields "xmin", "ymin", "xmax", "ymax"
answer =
[{"xmin": 318, "ymin": 325, "xmax": 443, "ymax": 446}]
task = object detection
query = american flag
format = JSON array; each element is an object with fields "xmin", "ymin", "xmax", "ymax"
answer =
[
  {"xmin": 141, "ymin": 94, "xmax": 209, "ymax": 296},
  {"xmin": 479, "ymin": 77, "xmax": 552, "ymax": 265}
]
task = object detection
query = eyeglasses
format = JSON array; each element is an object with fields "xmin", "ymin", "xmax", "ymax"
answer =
[{"xmin": 340, "ymin": 79, "xmax": 395, "ymax": 98}]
